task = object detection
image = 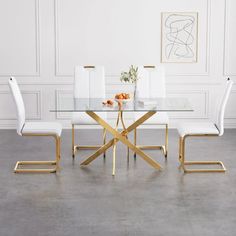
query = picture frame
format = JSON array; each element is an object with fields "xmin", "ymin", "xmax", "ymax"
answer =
[{"xmin": 161, "ymin": 12, "xmax": 198, "ymax": 63}]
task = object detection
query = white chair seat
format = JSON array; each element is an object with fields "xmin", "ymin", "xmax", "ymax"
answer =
[
  {"xmin": 177, "ymin": 122, "xmax": 219, "ymax": 137},
  {"xmin": 22, "ymin": 122, "xmax": 62, "ymax": 137},
  {"xmin": 135, "ymin": 112, "xmax": 169, "ymax": 125},
  {"xmin": 71, "ymin": 112, "xmax": 107, "ymax": 125}
]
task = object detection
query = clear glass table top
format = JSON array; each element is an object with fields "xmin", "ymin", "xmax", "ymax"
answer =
[{"xmin": 51, "ymin": 98, "xmax": 193, "ymax": 112}]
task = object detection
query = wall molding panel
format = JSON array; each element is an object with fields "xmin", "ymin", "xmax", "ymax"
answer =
[
  {"xmin": 54, "ymin": 0, "xmax": 211, "ymax": 77},
  {"xmin": 225, "ymin": 90, "xmax": 236, "ymax": 119},
  {"xmin": 0, "ymin": 0, "xmax": 235, "ymax": 128},
  {"xmin": 0, "ymin": 90, "xmax": 41, "ymax": 120},
  {"xmin": 223, "ymin": 0, "xmax": 236, "ymax": 77},
  {"xmin": 55, "ymin": 89, "xmax": 72, "ymax": 120},
  {"xmin": 167, "ymin": 90, "xmax": 209, "ymax": 119},
  {"xmin": 0, "ymin": 0, "xmax": 40, "ymax": 77}
]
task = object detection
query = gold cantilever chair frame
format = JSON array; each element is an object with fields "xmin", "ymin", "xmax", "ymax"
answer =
[
  {"xmin": 72, "ymin": 65, "xmax": 107, "ymax": 159},
  {"xmin": 134, "ymin": 124, "xmax": 168, "ymax": 158},
  {"xmin": 14, "ymin": 133, "xmax": 61, "ymax": 173},
  {"xmin": 133, "ymin": 65, "xmax": 168, "ymax": 159},
  {"xmin": 72, "ymin": 125, "xmax": 106, "ymax": 158},
  {"xmin": 179, "ymin": 134, "xmax": 226, "ymax": 173}
]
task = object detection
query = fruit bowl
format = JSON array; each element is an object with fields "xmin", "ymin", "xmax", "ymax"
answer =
[{"xmin": 114, "ymin": 93, "xmax": 132, "ymax": 104}]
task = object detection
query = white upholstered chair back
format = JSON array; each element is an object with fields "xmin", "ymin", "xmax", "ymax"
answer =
[
  {"xmin": 136, "ymin": 66, "xmax": 166, "ymax": 98},
  {"xmin": 74, "ymin": 66, "xmax": 105, "ymax": 98},
  {"xmin": 8, "ymin": 77, "xmax": 25, "ymax": 135},
  {"xmin": 216, "ymin": 78, "xmax": 233, "ymax": 136}
]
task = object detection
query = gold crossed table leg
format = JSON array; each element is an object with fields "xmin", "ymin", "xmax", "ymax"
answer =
[{"xmin": 80, "ymin": 111, "xmax": 163, "ymax": 175}]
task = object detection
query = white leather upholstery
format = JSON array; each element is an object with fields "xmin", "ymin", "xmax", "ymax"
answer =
[
  {"xmin": 177, "ymin": 122, "xmax": 219, "ymax": 137},
  {"xmin": 74, "ymin": 66, "xmax": 106, "ymax": 98},
  {"xmin": 8, "ymin": 77, "xmax": 25, "ymax": 135},
  {"xmin": 177, "ymin": 78, "xmax": 233, "ymax": 137},
  {"xmin": 134, "ymin": 66, "xmax": 169, "ymax": 125},
  {"xmin": 8, "ymin": 77, "xmax": 62, "ymax": 137},
  {"xmin": 72, "ymin": 66, "xmax": 107, "ymax": 125},
  {"xmin": 22, "ymin": 122, "xmax": 62, "ymax": 137},
  {"xmin": 136, "ymin": 66, "xmax": 166, "ymax": 98},
  {"xmin": 215, "ymin": 79, "xmax": 234, "ymax": 136}
]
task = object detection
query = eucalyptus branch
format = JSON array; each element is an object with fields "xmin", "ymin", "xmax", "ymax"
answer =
[{"xmin": 120, "ymin": 65, "xmax": 139, "ymax": 84}]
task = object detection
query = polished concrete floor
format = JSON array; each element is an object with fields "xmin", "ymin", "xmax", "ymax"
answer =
[{"xmin": 0, "ymin": 129, "xmax": 236, "ymax": 236}]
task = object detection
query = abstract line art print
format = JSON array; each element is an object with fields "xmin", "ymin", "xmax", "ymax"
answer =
[{"xmin": 161, "ymin": 12, "xmax": 198, "ymax": 63}]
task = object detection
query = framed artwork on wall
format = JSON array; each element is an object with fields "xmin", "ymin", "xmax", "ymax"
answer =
[{"xmin": 161, "ymin": 12, "xmax": 198, "ymax": 63}]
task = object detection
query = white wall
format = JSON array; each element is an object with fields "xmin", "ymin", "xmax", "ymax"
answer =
[{"xmin": 0, "ymin": 0, "xmax": 235, "ymax": 128}]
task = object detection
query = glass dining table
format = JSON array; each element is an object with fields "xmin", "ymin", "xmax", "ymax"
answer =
[{"xmin": 51, "ymin": 97, "xmax": 193, "ymax": 175}]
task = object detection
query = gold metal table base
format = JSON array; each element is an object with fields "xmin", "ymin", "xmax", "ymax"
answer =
[
  {"xmin": 14, "ymin": 134, "xmax": 61, "ymax": 173},
  {"xmin": 179, "ymin": 135, "xmax": 226, "ymax": 173},
  {"xmin": 80, "ymin": 110, "xmax": 163, "ymax": 175}
]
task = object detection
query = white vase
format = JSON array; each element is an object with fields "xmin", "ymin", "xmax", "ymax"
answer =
[{"xmin": 133, "ymin": 82, "xmax": 138, "ymax": 101}]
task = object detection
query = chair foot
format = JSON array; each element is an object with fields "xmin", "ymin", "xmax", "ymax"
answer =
[
  {"xmin": 182, "ymin": 161, "xmax": 226, "ymax": 173},
  {"xmin": 137, "ymin": 145, "xmax": 167, "ymax": 158},
  {"xmin": 72, "ymin": 145, "xmax": 76, "ymax": 158},
  {"xmin": 14, "ymin": 161, "xmax": 57, "ymax": 173},
  {"xmin": 73, "ymin": 145, "xmax": 102, "ymax": 158},
  {"xmin": 73, "ymin": 145, "xmax": 106, "ymax": 159},
  {"xmin": 161, "ymin": 146, "xmax": 167, "ymax": 158},
  {"xmin": 75, "ymin": 145, "xmax": 102, "ymax": 150}
]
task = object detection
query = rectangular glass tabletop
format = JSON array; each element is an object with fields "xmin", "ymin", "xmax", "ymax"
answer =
[{"xmin": 51, "ymin": 98, "xmax": 193, "ymax": 112}]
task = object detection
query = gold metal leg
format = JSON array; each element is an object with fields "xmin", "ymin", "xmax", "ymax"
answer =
[
  {"xmin": 112, "ymin": 139, "xmax": 117, "ymax": 176},
  {"xmin": 180, "ymin": 135, "xmax": 226, "ymax": 173},
  {"xmin": 179, "ymin": 137, "xmax": 182, "ymax": 161},
  {"xmin": 76, "ymin": 145, "xmax": 103, "ymax": 150},
  {"xmin": 120, "ymin": 111, "xmax": 129, "ymax": 160},
  {"xmin": 180, "ymin": 137, "xmax": 185, "ymax": 170},
  {"xmin": 56, "ymin": 137, "xmax": 61, "ymax": 171},
  {"xmin": 103, "ymin": 128, "xmax": 106, "ymax": 158},
  {"xmin": 134, "ymin": 128, "xmax": 137, "ymax": 159},
  {"xmin": 81, "ymin": 139, "xmax": 114, "ymax": 166},
  {"xmin": 81, "ymin": 111, "xmax": 156, "ymax": 166},
  {"xmin": 14, "ymin": 134, "xmax": 60, "ymax": 173},
  {"xmin": 111, "ymin": 110, "xmax": 121, "ymax": 176},
  {"xmin": 164, "ymin": 124, "xmax": 168, "ymax": 158},
  {"xmin": 82, "ymin": 111, "xmax": 163, "ymax": 171},
  {"xmin": 72, "ymin": 124, "xmax": 75, "ymax": 158}
]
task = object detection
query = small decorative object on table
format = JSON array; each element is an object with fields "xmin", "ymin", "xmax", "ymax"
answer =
[
  {"xmin": 102, "ymin": 99, "xmax": 114, "ymax": 106},
  {"xmin": 120, "ymin": 65, "xmax": 139, "ymax": 101},
  {"xmin": 115, "ymin": 93, "xmax": 131, "ymax": 104}
]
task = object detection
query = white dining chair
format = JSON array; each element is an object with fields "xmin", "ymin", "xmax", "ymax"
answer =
[
  {"xmin": 177, "ymin": 78, "xmax": 233, "ymax": 173},
  {"xmin": 8, "ymin": 77, "xmax": 62, "ymax": 173},
  {"xmin": 134, "ymin": 65, "xmax": 169, "ymax": 158},
  {"xmin": 72, "ymin": 65, "xmax": 107, "ymax": 158}
]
